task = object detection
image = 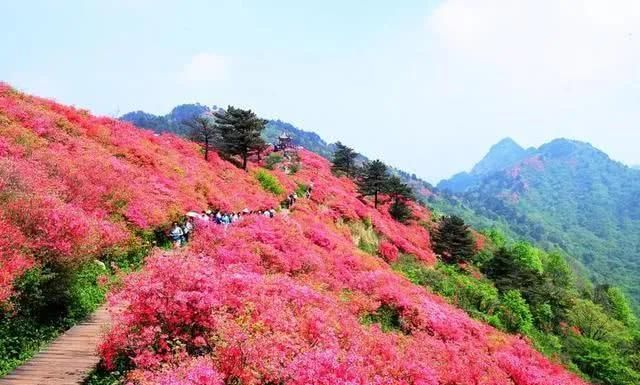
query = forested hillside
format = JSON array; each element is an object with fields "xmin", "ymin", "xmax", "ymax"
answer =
[{"xmin": 436, "ymin": 138, "xmax": 640, "ymax": 309}]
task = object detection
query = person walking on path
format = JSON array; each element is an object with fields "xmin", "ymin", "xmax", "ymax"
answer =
[
  {"xmin": 183, "ymin": 218, "xmax": 194, "ymax": 242},
  {"xmin": 170, "ymin": 222, "xmax": 185, "ymax": 248}
]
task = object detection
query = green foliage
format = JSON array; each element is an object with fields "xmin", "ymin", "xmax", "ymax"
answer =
[
  {"xmin": 213, "ymin": 106, "xmax": 267, "ymax": 169},
  {"xmin": 255, "ymin": 169, "xmax": 284, "ymax": 195},
  {"xmin": 264, "ymin": 152, "xmax": 283, "ymax": 170},
  {"xmin": 566, "ymin": 336, "xmax": 640, "ymax": 385},
  {"xmin": 331, "ymin": 141, "xmax": 359, "ymax": 176},
  {"xmin": 0, "ymin": 235, "xmax": 152, "ymax": 376},
  {"xmin": 361, "ymin": 304, "xmax": 406, "ymax": 333},
  {"xmin": 66, "ymin": 262, "xmax": 109, "ymax": 321},
  {"xmin": 608, "ymin": 288, "xmax": 638, "ymax": 327},
  {"xmin": 484, "ymin": 227, "xmax": 507, "ymax": 248},
  {"xmin": 0, "ymin": 262, "xmax": 107, "ymax": 375},
  {"xmin": 567, "ymin": 300, "xmax": 627, "ymax": 343},
  {"xmin": 344, "ymin": 219, "xmax": 378, "ymax": 255},
  {"xmin": 393, "ymin": 257, "xmax": 501, "ymax": 324},
  {"xmin": 389, "ymin": 200, "xmax": 412, "ymax": 223},
  {"xmin": 499, "ymin": 290, "xmax": 534, "ymax": 334},
  {"xmin": 394, "ymin": 243, "xmax": 640, "ymax": 385},
  {"xmin": 434, "ymin": 138, "xmax": 640, "ymax": 311},
  {"xmin": 432, "ymin": 215, "xmax": 476, "ymax": 264},
  {"xmin": 84, "ymin": 367, "xmax": 124, "ymax": 385},
  {"xmin": 294, "ymin": 183, "xmax": 309, "ymax": 198},
  {"xmin": 357, "ymin": 160, "xmax": 388, "ymax": 208},
  {"xmin": 511, "ymin": 241, "xmax": 544, "ymax": 273},
  {"xmin": 385, "ymin": 175, "xmax": 414, "ymax": 223}
]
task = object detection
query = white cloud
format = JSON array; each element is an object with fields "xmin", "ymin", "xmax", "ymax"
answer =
[
  {"xmin": 428, "ymin": 0, "xmax": 640, "ymax": 91},
  {"xmin": 178, "ymin": 52, "xmax": 228, "ymax": 84}
]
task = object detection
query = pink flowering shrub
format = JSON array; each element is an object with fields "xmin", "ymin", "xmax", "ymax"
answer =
[
  {"xmin": 0, "ymin": 83, "xmax": 588, "ymax": 384},
  {"xmin": 0, "ymin": 218, "xmax": 33, "ymax": 304},
  {"xmin": 378, "ymin": 240, "xmax": 399, "ymax": 262},
  {"xmin": 101, "ymin": 217, "xmax": 588, "ymax": 385},
  {"xmin": 0, "ymin": 83, "xmax": 277, "ymax": 299}
]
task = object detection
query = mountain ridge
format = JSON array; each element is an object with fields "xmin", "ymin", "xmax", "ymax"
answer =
[{"xmin": 436, "ymin": 137, "xmax": 640, "ymax": 308}]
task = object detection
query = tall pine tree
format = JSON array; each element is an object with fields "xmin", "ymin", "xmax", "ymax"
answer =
[
  {"xmin": 331, "ymin": 142, "xmax": 358, "ymax": 176},
  {"xmin": 432, "ymin": 215, "xmax": 476, "ymax": 264},
  {"xmin": 213, "ymin": 106, "xmax": 266, "ymax": 169},
  {"xmin": 357, "ymin": 160, "xmax": 389, "ymax": 208}
]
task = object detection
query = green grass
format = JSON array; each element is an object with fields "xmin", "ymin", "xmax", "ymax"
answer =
[
  {"xmin": 255, "ymin": 169, "xmax": 284, "ymax": 195},
  {"xmin": 0, "ymin": 233, "xmax": 155, "ymax": 376}
]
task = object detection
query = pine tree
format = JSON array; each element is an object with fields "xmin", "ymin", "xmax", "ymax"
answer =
[
  {"xmin": 332, "ymin": 142, "xmax": 358, "ymax": 176},
  {"xmin": 432, "ymin": 215, "xmax": 476, "ymax": 264},
  {"xmin": 184, "ymin": 115, "xmax": 218, "ymax": 161},
  {"xmin": 389, "ymin": 200, "xmax": 413, "ymax": 223},
  {"xmin": 385, "ymin": 175, "xmax": 414, "ymax": 222},
  {"xmin": 357, "ymin": 160, "xmax": 389, "ymax": 208},
  {"xmin": 213, "ymin": 106, "xmax": 267, "ymax": 170}
]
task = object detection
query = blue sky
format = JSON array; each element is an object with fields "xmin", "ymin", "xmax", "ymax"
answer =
[{"xmin": 3, "ymin": 0, "xmax": 640, "ymax": 183}]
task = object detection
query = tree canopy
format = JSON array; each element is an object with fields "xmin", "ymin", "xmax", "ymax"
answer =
[
  {"xmin": 213, "ymin": 106, "xmax": 267, "ymax": 169},
  {"xmin": 432, "ymin": 215, "xmax": 476, "ymax": 264},
  {"xmin": 357, "ymin": 160, "xmax": 389, "ymax": 208},
  {"xmin": 331, "ymin": 142, "xmax": 359, "ymax": 176}
]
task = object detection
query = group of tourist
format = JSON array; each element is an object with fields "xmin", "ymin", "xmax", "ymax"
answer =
[
  {"xmin": 168, "ymin": 183, "xmax": 314, "ymax": 248},
  {"xmin": 169, "ymin": 208, "xmax": 277, "ymax": 247}
]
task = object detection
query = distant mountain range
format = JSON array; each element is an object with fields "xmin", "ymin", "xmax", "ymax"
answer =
[{"xmin": 436, "ymin": 137, "xmax": 640, "ymax": 307}]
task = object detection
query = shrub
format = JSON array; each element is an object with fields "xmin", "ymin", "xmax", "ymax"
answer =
[
  {"xmin": 264, "ymin": 152, "xmax": 283, "ymax": 170},
  {"xmin": 361, "ymin": 303, "xmax": 406, "ymax": 333},
  {"xmin": 255, "ymin": 169, "xmax": 284, "ymax": 195},
  {"xmin": 499, "ymin": 290, "xmax": 533, "ymax": 334},
  {"xmin": 389, "ymin": 200, "xmax": 412, "ymax": 223}
]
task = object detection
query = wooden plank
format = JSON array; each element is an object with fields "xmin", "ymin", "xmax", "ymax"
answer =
[{"xmin": 0, "ymin": 307, "xmax": 111, "ymax": 385}]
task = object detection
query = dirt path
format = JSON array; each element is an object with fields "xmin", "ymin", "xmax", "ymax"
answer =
[{"xmin": 0, "ymin": 306, "xmax": 110, "ymax": 385}]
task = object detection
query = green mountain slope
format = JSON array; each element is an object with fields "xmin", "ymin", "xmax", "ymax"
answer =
[{"xmin": 437, "ymin": 138, "xmax": 640, "ymax": 308}]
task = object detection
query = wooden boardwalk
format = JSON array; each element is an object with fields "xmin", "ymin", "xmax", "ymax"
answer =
[{"xmin": 0, "ymin": 307, "xmax": 111, "ymax": 385}]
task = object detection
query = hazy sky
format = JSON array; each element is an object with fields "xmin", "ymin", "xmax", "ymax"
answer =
[{"xmin": 3, "ymin": 0, "xmax": 640, "ymax": 183}]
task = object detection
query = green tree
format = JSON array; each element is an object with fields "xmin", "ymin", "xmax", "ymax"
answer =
[
  {"xmin": 389, "ymin": 200, "xmax": 412, "ymax": 223},
  {"xmin": 332, "ymin": 142, "xmax": 358, "ymax": 176},
  {"xmin": 213, "ymin": 106, "xmax": 267, "ymax": 169},
  {"xmin": 606, "ymin": 287, "xmax": 638, "ymax": 327},
  {"xmin": 185, "ymin": 115, "xmax": 218, "ymax": 161},
  {"xmin": 385, "ymin": 175, "xmax": 414, "ymax": 223},
  {"xmin": 357, "ymin": 160, "xmax": 389, "ymax": 208},
  {"xmin": 567, "ymin": 299, "xmax": 626, "ymax": 343},
  {"xmin": 566, "ymin": 336, "xmax": 640, "ymax": 385},
  {"xmin": 499, "ymin": 290, "xmax": 534, "ymax": 334},
  {"xmin": 432, "ymin": 215, "xmax": 476, "ymax": 264}
]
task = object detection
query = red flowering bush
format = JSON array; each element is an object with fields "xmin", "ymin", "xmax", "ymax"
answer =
[
  {"xmin": 100, "ymin": 216, "xmax": 587, "ymax": 385},
  {"xmin": 378, "ymin": 240, "xmax": 399, "ymax": 262},
  {"xmin": 0, "ymin": 218, "xmax": 33, "ymax": 304},
  {"xmin": 1, "ymin": 83, "xmax": 588, "ymax": 384}
]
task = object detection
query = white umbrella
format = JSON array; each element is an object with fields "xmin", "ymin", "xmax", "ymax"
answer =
[{"xmin": 186, "ymin": 211, "xmax": 200, "ymax": 218}]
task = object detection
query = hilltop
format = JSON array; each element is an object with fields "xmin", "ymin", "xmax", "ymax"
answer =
[{"xmin": 0, "ymin": 84, "xmax": 592, "ymax": 384}]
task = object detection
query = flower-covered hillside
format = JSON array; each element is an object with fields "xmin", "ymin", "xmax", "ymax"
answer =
[
  {"xmin": 0, "ymin": 83, "xmax": 280, "ymax": 303},
  {"xmin": 102, "ymin": 216, "xmax": 587, "ymax": 384},
  {"xmin": 0, "ymin": 84, "xmax": 588, "ymax": 384}
]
